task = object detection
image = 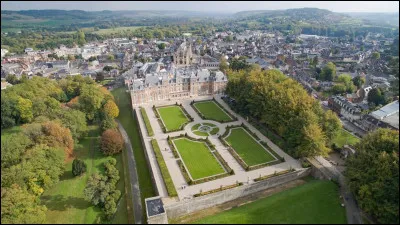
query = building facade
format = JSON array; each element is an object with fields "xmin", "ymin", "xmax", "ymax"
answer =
[{"xmin": 173, "ymin": 41, "xmax": 193, "ymax": 67}]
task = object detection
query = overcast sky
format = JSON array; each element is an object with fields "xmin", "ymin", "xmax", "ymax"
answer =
[{"xmin": 1, "ymin": 1, "xmax": 399, "ymax": 13}]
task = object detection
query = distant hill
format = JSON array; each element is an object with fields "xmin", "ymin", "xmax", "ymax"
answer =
[{"xmin": 343, "ymin": 12, "xmax": 399, "ymax": 28}]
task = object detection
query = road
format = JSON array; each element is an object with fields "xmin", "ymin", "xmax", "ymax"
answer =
[{"xmin": 117, "ymin": 120, "xmax": 143, "ymax": 224}]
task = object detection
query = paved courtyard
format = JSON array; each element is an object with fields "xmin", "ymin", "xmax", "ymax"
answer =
[{"xmin": 134, "ymin": 94, "xmax": 302, "ymax": 201}]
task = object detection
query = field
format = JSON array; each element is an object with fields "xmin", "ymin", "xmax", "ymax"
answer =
[
  {"xmin": 193, "ymin": 180, "xmax": 347, "ymax": 224},
  {"xmin": 40, "ymin": 125, "xmax": 129, "ymax": 224},
  {"xmin": 332, "ymin": 129, "xmax": 360, "ymax": 148},
  {"xmin": 112, "ymin": 87, "xmax": 156, "ymax": 218},
  {"xmin": 193, "ymin": 101, "xmax": 233, "ymax": 122},
  {"xmin": 157, "ymin": 106, "xmax": 190, "ymax": 131},
  {"xmin": 173, "ymin": 138, "xmax": 225, "ymax": 180},
  {"xmin": 225, "ymin": 127, "xmax": 276, "ymax": 166}
]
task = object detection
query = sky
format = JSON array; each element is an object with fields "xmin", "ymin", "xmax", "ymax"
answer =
[{"xmin": 1, "ymin": 1, "xmax": 399, "ymax": 13}]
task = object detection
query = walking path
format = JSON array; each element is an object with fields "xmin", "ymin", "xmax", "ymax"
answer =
[
  {"xmin": 136, "ymin": 94, "xmax": 301, "ymax": 201},
  {"xmin": 117, "ymin": 120, "xmax": 143, "ymax": 224}
]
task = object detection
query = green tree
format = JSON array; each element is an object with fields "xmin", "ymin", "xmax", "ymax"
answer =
[
  {"xmin": 107, "ymin": 54, "xmax": 115, "ymax": 61},
  {"xmin": 371, "ymin": 52, "xmax": 380, "ymax": 60},
  {"xmin": 367, "ymin": 88, "xmax": 385, "ymax": 106},
  {"xmin": 346, "ymin": 129, "xmax": 399, "ymax": 224},
  {"xmin": 5, "ymin": 74, "xmax": 19, "ymax": 85},
  {"xmin": 352, "ymin": 76, "xmax": 366, "ymax": 89},
  {"xmin": 72, "ymin": 159, "xmax": 87, "ymax": 176},
  {"xmin": 219, "ymin": 56, "xmax": 229, "ymax": 73},
  {"xmin": 79, "ymin": 84, "xmax": 104, "ymax": 120},
  {"xmin": 56, "ymin": 109, "xmax": 88, "ymax": 141},
  {"xmin": 320, "ymin": 62, "xmax": 337, "ymax": 81},
  {"xmin": 1, "ymin": 133, "xmax": 32, "ymax": 169},
  {"xmin": 17, "ymin": 97, "xmax": 33, "ymax": 123},
  {"xmin": 332, "ymin": 84, "xmax": 347, "ymax": 94},
  {"xmin": 77, "ymin": 30, "xmax": 86, "ymax": 46},
  {"xmin": 1, "ymin": 184, "xmax": 47, "ymax": 224},
  {"xmin": 157, "ymin": 43, "xmax": 166, "ymax": 50},
  {"xmin": 101, "ymin": 114, "xmax": 117, "ymax": 132}
]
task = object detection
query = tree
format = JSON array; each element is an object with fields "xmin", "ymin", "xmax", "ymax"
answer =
[
  {"xmin": 101, "ymin": 129, "xmax": 124, "ymax": 156},
  {"xmin": 367, "ymin": 88, "xmax": 385, "ymax": 106},
  {"xmin": 371, "ymin": 51, "xmax": 380, "ymax": 60},
  {"xmin": 338, "ymin": 74, "xmax": 356, "ymax": 93},
  {"xmin": 77, "ymin": 30, "xmax": 86, "ymax": 46},
  {"xmin": 5, "ymin": 74, "xmax": 19, "ymax": 85},
  {"xmin": 157, "ymin": 43, "xmax": 166, "ymax": 50},
  {"xmin": 107, "ymin": 54, "xmax": 115, "ymax": 61},
  {"xmin": 67, "ymin": 54, "xmax": 75, "ymax": 61},
  {"xmin": 101, "ymin": 114, "xmax": 117, "ymax": 132},
  {"xmin": 1, "ymin": 94, "xmax": 17, "ymax": 128},
  {"xmin": 16, "ymin": 97, "xmax": 33, "ymax": 123},
  {"xmin": 103, "ymin": 100, "xmax": 119, "ymax": 118},
  {"xmin": 96, "ymin": 71, "xmax": 105, "ymax": 82},
  {"xmin": 1, "ymin": 132, "xmax": 32, "ymax": 169},
  {"xmin": 56, "ymin": 109, "xmax": 88, "ymax": 141},
  {"xmin": 1, "ymin": 184, "xmax": 47, "ymax": 224},
  {"xmin": 320, "ymin": 62, "xmax": 336, "ymax": 81},
  {"xmin": 332, "ymin": 84, "xmax": 347, "ymax": 94},
  {"xmin": 79, "ymin": 84, "xmax": 104, "ymax": 120},
  {"xmin": 219, "ymin": 56, "xmax": 229, "ymax": 73},
  {"xmin": 352, "ymin": 76, "xmax": 366, "ymax": 89},
  {"xmin": 72, "ymin": 159, "xmax": 87, "ymax": 176},
  {"xmin": 346, "ymin": 129, "xmax": 399, "ymax": 224}
]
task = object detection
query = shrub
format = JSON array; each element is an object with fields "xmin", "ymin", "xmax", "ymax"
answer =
[
  {"xmin": 72, "ymin": 159, "xmax": 87, "ymax": 176},
  {"xmin": 151, "ymin": 139, "xmax": 178, "ymax": 197},
  {"xmin": 101, "ymin": 129, "xmax": 124, "ymax": 155}
]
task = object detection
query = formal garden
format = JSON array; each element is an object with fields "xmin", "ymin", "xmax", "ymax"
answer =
[
  {"xmin": 191, "ymin": 100, "xmax": 235, "ymax": 123},
  {"xmin": 153, "ymin": 104, "xmax": 192, "ymax": 132},
  {"xmin": 191, "ymin": 123, "xmax": 220, "ymax": 136}
]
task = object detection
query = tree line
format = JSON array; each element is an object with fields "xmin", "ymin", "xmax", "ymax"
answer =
[{"xmin": 1, "ymin": 75, "xmax": 123, "ymax": 223}]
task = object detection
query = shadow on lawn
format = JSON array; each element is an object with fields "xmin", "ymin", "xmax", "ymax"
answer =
[{"xmin": 41, "ymin": 194, "xmax": 91, "ymax": 211}]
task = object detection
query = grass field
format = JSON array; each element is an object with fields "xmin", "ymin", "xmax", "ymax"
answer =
[
  {"xmin": 40, "ymin": 125, "xmax": 128, "ymax": 224},
  {"xmin": 332, "ymin": 129, "xmax": 360, "ymax": 148},
  {"xmin": 173, "ymin": 138, "xmax": 225, "ymax": 180},
  {"xmin": 157, "ymin": 106, "xmax": 190, "ymax": 131},
  {"xmin": 193, "ymin": 180, "xmax": 347, "ymax": 224},
  {"xmin": 193, "ymin": 101, "xmax": 233, "ymax": 122},
  {"xmin": 111, "ymin": 87, "xmax": 156, "ymax": 219},
  {"xmin": 225, "ymin": 127, "xmax": 276, "ymax": 166}
]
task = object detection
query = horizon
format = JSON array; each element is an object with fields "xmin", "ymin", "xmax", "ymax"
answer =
[{"xmin": 1, "ymin": 1, "xmax": 399, "ymax": 13}]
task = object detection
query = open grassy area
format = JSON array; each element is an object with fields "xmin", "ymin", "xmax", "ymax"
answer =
[
  {"xmin": 193, "ymin": 101, "xmax": 233, "ymax": 122},
  {"xmin": 225, "ymin": 127, "xmax": 276, "ymax": 166},
  {"xmin": 332, "ymin": 129, "xmax": 360, "ymax": 148},
  {"xmin": 40, "ymin": 125, "xmax": 128, "ymax": 224},
  {"xmin": 193, "ymin": 180, "xmax": 347, "ymax": 224},
  {"xmin": 157, "ymin": 106, "xmax": 190, "ymax": 131},
  {"xmin": 111, "ymin": 87, "xmax": 156, "ymax": 218},
  {"xmin": 173, "ymin": 138, "xmax": 225, "ymax": 180}
]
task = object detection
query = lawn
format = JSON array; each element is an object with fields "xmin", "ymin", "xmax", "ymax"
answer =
[
  {"xmin": 40, "ymin": 125, "xmax": 129, "ymax": 224},
  {"xmin": 157, "ymin": 106, "xmax": 190, "ymax": 131},
  {"xmin": 111, "ymin": 87, "xmax": 156, "ymax": 218},
  {"xmin": 193, "ymin": 101, "xmax": 233, "ymax": 122},
  {"xmin": 225, "ymin": 127, "xmax": 276, "ymax": 166},
  {"xmin": 332, "ymin": 129, "xmax": 360, "ymax": 148},
  {"xmin": 173, "ymin": 138, "xmax": 225, "ymax": 180},
  {"xmin": 193, "ymin": 180, "xmax": 347, "ymax": 224}
]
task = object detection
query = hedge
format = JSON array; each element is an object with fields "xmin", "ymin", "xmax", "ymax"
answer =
[
  {"xmin": 168, "ymin": 138, "xmax": 180, "ymax": 158},
  {"xmin": 151, "ymin": 139, "xmax": 178, "ymax": 197},
  {"xmin": 194, "ymin": 182, "xmax": 243, "ymax": 197},
  {"xmin": 140, "ymin": 107, "xmax": 154, "ymax": 136},
  {"xmin": 253, "ymin": 168, "xmax": 295, "ymax": 182},
  {"xmin": 260, "ymin": 141, "xmax": 285, "ymax": 162},
  {"xmin": 177, "ymin": 159, "xmax": 192, "ymax": 184}
]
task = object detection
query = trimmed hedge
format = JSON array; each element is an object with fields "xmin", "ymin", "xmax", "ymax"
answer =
[
  {"xmin": 194, "ymin": 182, "xmax": 243, "ymax": 197},
  {"xmin": 151, "ymin": 139, "xmax": 178, "ymax": 197},
  {"xmin": 213, "ymin": 150, "xmax": 234, "ymax": 175},
  {"xmin": 177, "ymin": 159, "xmax": 192, "ymax": 184},
  {"xmin": 253, "ymin": 169, "xmax": 295, "ymax": 182},
  {"xmin": 227, "ymin": 147, "xmax": 250, "ymax": 171},
  {"xmin": 260, "ymin": 141, "xmax": 285, "ymax": 162},
  {"xmin": 140, "ymin": 107, "xmax": 154, "ymax": 136},
  {"xmin": 167, "ymin": 137, "xmax": 180, "ymax": 158}
]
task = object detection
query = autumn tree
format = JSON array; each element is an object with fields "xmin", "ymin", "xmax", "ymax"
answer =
[
  {"xmin": 101, "ymin": 129, "xmax": 124, "ymax": 156},
  {"xmin": 17, "ymin": 97, "xmax": 33, "ymax": 123},
  {"xmin": 346, "ymin": 129, "xmax": 399, "ymax": 224},
  {"xmin": 103, "ymin": 100, "xmax": 119, "ymax": 118}
]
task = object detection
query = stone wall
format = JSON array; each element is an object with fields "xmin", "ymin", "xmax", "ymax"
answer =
[
  {"xmin": 164, "ymin": 168, "xmax": 310, "ymax": 220},
  {"xmin": 148, "ymin": 213, "xmax": 169, "ymax": 224}
]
